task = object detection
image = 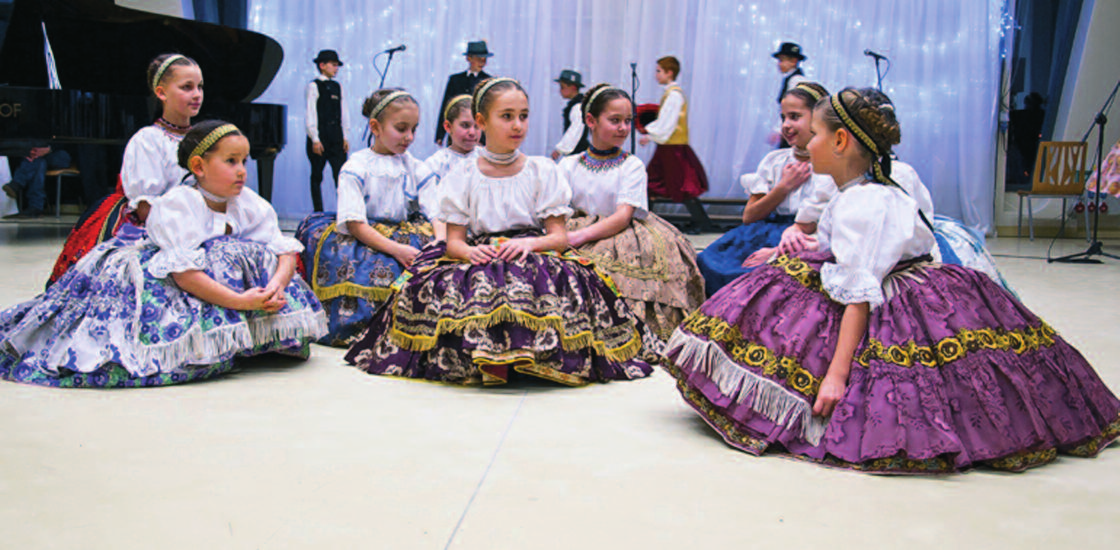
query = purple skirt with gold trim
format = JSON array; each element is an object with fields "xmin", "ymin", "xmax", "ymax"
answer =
[
  {"xmin": 345, "ymin": 232, "xmax": 659, "ymax": 386},
  {"xmin": 663, "ymin": 250, "xmax": 1120, "ymax": 473}
]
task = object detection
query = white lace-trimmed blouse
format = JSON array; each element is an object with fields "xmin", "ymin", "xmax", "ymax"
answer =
[
  {"xmin": 817, "ymin": 178, "xmax": 936, "ymax": 309},
  {"xmin": 795, "ymin": 160, "xmax": 934, "ymax": 224},
  {"xmin": 740, "ymin": 148, "xmax": 834, "ymax": 217},
  {"xmin": 335, "ymin": 149, "xmax": 437, "ymax": 235},
  {"xmin": 439, "ymin": 156, "xmax": 573, "ymax": 235},
  {"xmin": 121, "ymin": 125, "xmax": 189, "ymax": 209},
  {"xmin": 146, "ymin": 183, "xmax": 303, "ymax": 279},
  {"xmin": 424, "ymin": 147, "xmax": 478, "ymax": 219},
  {"xmin": 557, "ymin": 153, "xmax": 648, "ymax": 219}
]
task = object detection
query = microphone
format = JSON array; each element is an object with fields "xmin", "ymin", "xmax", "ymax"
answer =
[
  {"xmin": 385, "ymin": 44, "xmax": 406, "ymax": 54},
  {"xmin": 864, "ymin": 49, "xmax": 887, "ymax": 60}
]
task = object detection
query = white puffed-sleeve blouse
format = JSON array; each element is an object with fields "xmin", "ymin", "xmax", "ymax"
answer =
[
  {"xmin": 121, "ymin": 125, "xmax": 189, "ymax": 209},
  {"xmin": 816, "ymin": 179, "xmax": 936, "ymax": 309},
  {"xmin": 146, "ymin": 183, "xmax": 302, "ymax": 279},
  {"xmin": 439, "ymin": 156, "xmax": 573, "ymax": 235},
  {"xmin": 335, "ymin": 149, "xmax": 438, "ymax": 235},
  {"xmin": 740, "ymin": 148, "xmax": 833, "ymax": 217},
  {"xmin": 557, "ymin": 153, "xmax": 648, "ymax": 219}
]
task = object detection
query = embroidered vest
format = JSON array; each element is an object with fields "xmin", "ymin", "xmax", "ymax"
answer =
[{"xmin": 661, "ymin": 85, "xmax": 689, "ymax": 145}]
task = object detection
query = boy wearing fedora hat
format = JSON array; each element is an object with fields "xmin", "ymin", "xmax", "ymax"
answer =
[
  {"xmin": 550, "ymin": 69, "xmax": 590, "ymax": 160},
  {"xmin": 772, "ymin": 42, "xmax": 808, "ymax": 148},
  {"xmin": 435, "ymin": 41, "xmax": 493, "ymax": 145},
  {"xmin": 306, "ymin": 49, "xmax": 350, "ymax": 212}
]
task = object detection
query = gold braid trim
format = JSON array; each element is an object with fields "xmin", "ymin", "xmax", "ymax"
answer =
[
  {"xmin": 856, "ymin": 322, "xmax": 1058, "ymax": 368},
  {"xmin": 792, "ymin": 83, "xmax": 823, "ymax": 103},
  {"xmin": 1064, "ymin": 414, "xmax": 1120, "ymax": 457},
  {"xmin": 310, "ymin": 220, "xmax": 433, "ymax": 303},
  {"xmin": 831, "ymin": 93, "xmax": 894, "ymax": 184},
  {"xmin": 680, "ymin": 311, "xmax": 822, "ymax": 396},
  {"xmin": 443, "ymin": 94, "xmax": 472, "ymax": 122},
  {"xmin": 190, "ymin": 124, "xmax": 239, "ymax": 161},
  {"xmin": 388, "ymin": 303, "xmax": 643, "ymax": 363},
  {"xmin": 151, "ymin": 54, "xmax": 186, "ymax": 91}
]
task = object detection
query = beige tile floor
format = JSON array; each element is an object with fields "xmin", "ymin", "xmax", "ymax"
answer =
[{"xmin": 0, "ymin": 221, "xmax": 1119, "ymax": 549}]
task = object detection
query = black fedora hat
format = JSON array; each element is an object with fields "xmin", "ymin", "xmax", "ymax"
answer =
[
  {"xmin": 313, "ymin": 49, "xmax": 343, "ymax": 66},
  {"xmin": 553, "ymin": 69, "xmax": 584, "ymax": 88},
  {"xmin": 771, "ymin": 42, "xmax": 806, "ymax": 61},
  {"xmin": 464, "ymin": 41, "xmax": 494, "ymax": 57}
]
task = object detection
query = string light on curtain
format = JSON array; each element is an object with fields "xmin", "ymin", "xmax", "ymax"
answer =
[{"xmin": 249, "ymin": 0, "xmax": 1006, "ymax": 232}]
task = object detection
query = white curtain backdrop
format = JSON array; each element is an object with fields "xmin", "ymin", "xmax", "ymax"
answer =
[{"xmin": 246, "ymin": 0, "xmax": 1005, "ymax": 231}]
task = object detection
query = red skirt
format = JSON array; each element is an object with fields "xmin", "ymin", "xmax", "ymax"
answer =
[
  {"xmin": 647, "ymin": 144, "xmax": 708, "ymax": 202},
  {"xmin": 47, "ymin": 179, "xmax": 135, "ymax": 288}
]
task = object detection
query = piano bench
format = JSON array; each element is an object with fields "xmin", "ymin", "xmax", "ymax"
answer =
[{"xmin": 45, "ymin": 167, "xmax": 81, "ymax": 219}]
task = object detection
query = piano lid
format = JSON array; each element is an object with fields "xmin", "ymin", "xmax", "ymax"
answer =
[{"xmin": 0, "ymin": 0, "xmax": 283, "ymax": 103}]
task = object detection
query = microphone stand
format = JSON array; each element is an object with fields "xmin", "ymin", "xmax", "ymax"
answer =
[
  {"xmin": 872, "ymin": 56, "xmax": 884, "ymax": 91},
  {"xmin": 630, "ymin": 62, "xmax": 639, "ymax": 154},
  {"xmin": 377, "ymin": 49, "xmax": 399, "ymax": 89},
  {"xmin": 1050, "ymin": 78, "xmax": 1120, "ymax": 264}
]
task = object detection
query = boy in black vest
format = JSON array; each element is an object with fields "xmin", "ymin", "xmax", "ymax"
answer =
[
  {"xmin": 306, "ymin": 49, "xmax": 349, "ymax": 212},
  {"xmin": 550, "ymin": 69, "xmax": 590, "ymax": 160},
  {"xmin": 435, "ymin": 41, "xmax": 493, "ymax": 146},
  {"xmin": 771, "ymin": 42, "xmax": 807, "ymax": 149}
]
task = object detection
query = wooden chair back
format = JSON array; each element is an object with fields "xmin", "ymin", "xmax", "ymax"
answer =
[{"xmin": 1031, "ymin": 141, "xmax": 1086, "ymax": 195}]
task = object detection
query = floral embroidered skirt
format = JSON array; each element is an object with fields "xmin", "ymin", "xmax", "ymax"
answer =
[
  {"xmin": 47, "ymin": 186, "xmax": 133, "ymax": 288},
  {"xmin": 0, "ymin": 227, "xmax": 327, "ymax": 388},
  {"xmin": 647, "ymin": 144, "xmax": 708, "ymax": 202},
  {"xmin": 696, "ymin": 213, "xmax": 795, "ymax": 297},
  {"xmin": 295, "ymin": 212, "xmax": 434, "ymax": 347},
  {"xmin": 567, "ymin": 213, "xmax": 704, "ymax": 341},
  {"xmin": 345, "ymin": 232, "xmax": 659, "ymax": 386},
  {"xmin": 663, "ymin": 250, "xmax": 1120, "ymax": 474},
  {"xmin": 932, "ymin": 214, "xmax": 1016, "ymax": 294}
]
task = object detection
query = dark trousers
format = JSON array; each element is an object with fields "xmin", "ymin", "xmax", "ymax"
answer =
[
  {"xmin": 307, "ymin": 138, "xmax": 346, "ymax": 212},
  {"xmin": 10, "ymin": 150, "xmax": 71, "ymax": 213}
]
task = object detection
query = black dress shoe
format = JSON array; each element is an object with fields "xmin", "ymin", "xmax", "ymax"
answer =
[{"xmin": 2, "ymin": 183, "xmax": 16, "ymax": 199}]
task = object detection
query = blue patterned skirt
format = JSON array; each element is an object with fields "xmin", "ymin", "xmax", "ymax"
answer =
[
  {"xmin": 696, "ymin": 214, "xmax": 795, "ymax": 296},
  {"xmin": 0, "ymin": 228, "xmax": 327, "ymax": 388},
  {"xmin": 932, "ymin": 214, "xmax": 1016, "ymax": 294},
  {"xmin": 295, "ymin": 212, "xmax": 434, "ymax": 347}
]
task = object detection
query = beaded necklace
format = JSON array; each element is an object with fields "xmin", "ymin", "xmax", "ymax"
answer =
[{"xmin": 578, "ymin": 145, "xmax": 628, "ymax": 173}]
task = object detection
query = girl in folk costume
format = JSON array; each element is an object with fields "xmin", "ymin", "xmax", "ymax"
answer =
[
  {"xmin": 696, "ymin": 82, "xmax": 832, "ymax": 296},
  {"xmin": 0, "ymin": 121, "xmax": 326, "ymax": 388},
  {"xmin": 663, "ymin": 87, "xmax": 1120, "ymax": 474},
  {"xmin": 765, "ymin": 100, "xmax": 1015, "ymax": 293},
  {"xmin": 294, "ymin": 89, "xmax": 438, "ymax": 347},
  {"xmin": 346, "ymin": 78, "xmax": 658, "ymax": 387},
  {"xmin": 48, "ymin": 53, "xmax": 203, "ymax": 286},
  {"xmin": 638, "ymin": 56, "xmax": 711, "ymax": 232},
  {"xmin": 425, "ymin": 95, "xmax": 480, "ymax": 181},
  {"xmin": 558, "ymin": 83, "xmax": 704, "ymax": 341}
]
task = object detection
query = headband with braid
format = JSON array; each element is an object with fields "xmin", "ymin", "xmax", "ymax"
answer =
[
  {"xmin": 369, "ymin": 91, "xmax": 412, "ymax": 121},
  {"xmin": 443, "ymin": 94, "xmax": 472, "ymax": 122},
  {"xmin": 587, "ymin": 86, "xmax": 619, "ymax": 111},
  {"xmin": 792, "ymin": 83, "xmax": 823, "ymax": 103},
  {"xmin": 152, "ymin": 54, "xmax": 188, "ymax": 92},
  {"xmin": 473, "ymin": 77, "xmax": 518, "ymax": 111},
  {"xmin": 190, "ymin": 124, "xmax": 240, "ymax": 161},
  {"xmin": 830, "ymin": 91, "xmax": 933, "ymax": 231}
]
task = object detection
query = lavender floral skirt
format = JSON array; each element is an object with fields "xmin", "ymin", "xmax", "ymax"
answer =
[
  {"xmin": 664, "ymin": 250, "xmax": 1120, "ymax": 473},
  {"xmin": 345, "ymin": 232, "xmax": 659, "ymax": 386},
  {"xmin": 295, "ymin": 212, "xmax": 433, "ymax": 347},
  {"xmin": 0, "ymin": 229, "xmax": 327, "ymax": 388}
]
